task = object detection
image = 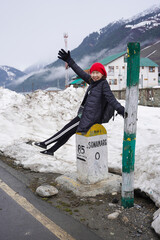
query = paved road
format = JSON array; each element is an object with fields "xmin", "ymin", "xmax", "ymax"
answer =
[{"xmin": 0, "ymin": 159, "xmax": 103, "ymax": 240}]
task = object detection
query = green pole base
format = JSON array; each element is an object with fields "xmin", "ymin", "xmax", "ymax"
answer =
[{"xmin": 121, "ymin": 197, "xmax": 134, "ymax": 208}]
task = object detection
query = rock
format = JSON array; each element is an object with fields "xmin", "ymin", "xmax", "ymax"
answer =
[
  {"xmin": 137, "ymin": 229, "xmax": 142, "ymax": 234},
  {"xmin": 36, "ymin": 185, "xmax": 58, "ymax": 197},
  {"xmin": 122, "ymin": 216, "xmax": 129, "ymax": 224},
  {"xmin": 134, "ymin": 203, "xmax": 142, "ymax": 209},
  {"xmin": 112, "ymin": 192, "xmax": 117, "ymax": 196},
  {"xmin": 112, "ymin": 198, "xmax": 119, "ymax": 204},
  {"xmin": 116, "ymin": 210, "xmax": 122, "ymax": 214},
  {"xmin": 110, "ymin": 232, "xmax": 115, "ymax": 236},
  {"xmin": 88, "ymin": 198, "xmax": 97, "ymax": 203},
  {"xmin": 109, "ymin": 203, "xmax": 116, "ymax": 207},
  {"xmin": 108, "ymin": 211, "xmax": 120, "ymax": 220},
  {"xmin": 151, "ymin": 208, "xmax": 160, "ymax": 236}
]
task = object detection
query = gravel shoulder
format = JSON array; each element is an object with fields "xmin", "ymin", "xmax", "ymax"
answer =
[{"xmin": 0, "ymin": 155, "xmax": 159, "ymax": 240}]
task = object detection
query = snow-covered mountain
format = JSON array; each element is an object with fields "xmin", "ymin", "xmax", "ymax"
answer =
[
  {"xmin": 70, "ymin": 4, "xmax": 160, "ymax": 62},
  {"xmin": 0, "ymin": 65, "xmax": 26, "ymax": 87},
  {"xmin": 8, "ymin": 4, "xmax": 160, "ymax": 92},
  {"xmin": 126, "ymin": 4, "xmax": 160, "ymax": 22},
  {"xmin": 124, "ymin": 5, "xmax": 160, "ymax": 37},
  {"xmin": 141, "ymin": 40, "xmax": 160, "ymax": 68}
]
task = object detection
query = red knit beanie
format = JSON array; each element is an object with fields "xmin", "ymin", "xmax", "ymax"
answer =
[{"xmin": 90, "ymin": 62, "xmax": 107, "ymax": 77}]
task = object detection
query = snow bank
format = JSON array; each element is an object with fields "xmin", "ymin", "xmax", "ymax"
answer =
[
  {"xmin": 152, "ymin": 208, "xmax": 160, "ymax": 236},
  {"xmin": 0, "ymin": 86, "xmax": 160, "ymax": 209}
]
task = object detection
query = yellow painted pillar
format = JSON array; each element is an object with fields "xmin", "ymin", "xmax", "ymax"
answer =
[{"xmin": 76, "ymin": 124, "xmax": 108, "ymax": 184}]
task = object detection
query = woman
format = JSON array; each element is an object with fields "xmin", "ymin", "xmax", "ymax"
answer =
[{"xmin": 34, "ymin": 49, "xmax": 125, "ymax": 156}]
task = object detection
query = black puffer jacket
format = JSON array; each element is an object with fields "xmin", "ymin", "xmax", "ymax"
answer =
[{"xmin": 68, "ymin": 59, "xmax": 123, "ymax": 132}]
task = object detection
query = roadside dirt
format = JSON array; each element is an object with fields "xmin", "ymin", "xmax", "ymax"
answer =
[{"xmin": 1, "ymin": 155, "xmax": 159, "ymax": 240}]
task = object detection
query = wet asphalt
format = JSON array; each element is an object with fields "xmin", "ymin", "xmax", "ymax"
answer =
[{"xmin": 0, "ymin": 158, "xmax": 103, "ymax": 240}]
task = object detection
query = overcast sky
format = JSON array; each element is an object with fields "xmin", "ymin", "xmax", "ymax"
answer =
[{"xmin": 0, "ymin": 0, "xmax": 160, "ymax": 71}]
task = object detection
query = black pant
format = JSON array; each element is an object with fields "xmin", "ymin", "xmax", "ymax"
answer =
[{"xmin": 43, "ymin": 116, "xmax": 80, "ymax": 153}]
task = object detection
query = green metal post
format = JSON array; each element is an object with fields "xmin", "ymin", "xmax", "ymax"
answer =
[{"xmin": 121, "ymin": 42, "xmax": 140, "ymax": 208}]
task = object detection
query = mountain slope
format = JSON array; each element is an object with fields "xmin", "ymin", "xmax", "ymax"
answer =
[
  {"xmin": 69, "ymin": 5, "xmax": 160, "ymax": 63},
  {"xmin": 141, "ymin": 40, "xmax": 160, "ymax": 68},
  {"xmin": 9, "ymin": 5, "xmax": 160, "ymax": 92},
  {"xmin": 0, "ymin": 66, "xmax": 26, "ymax": 87}
]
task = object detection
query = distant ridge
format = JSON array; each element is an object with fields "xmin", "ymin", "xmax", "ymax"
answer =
[
  {"xmin": 6, "ymin": 5, "xmax": 160, "ymax": 92},
  {"xmin": 0, "ymin": 65, "xmax": 26, "ymax": 87}
]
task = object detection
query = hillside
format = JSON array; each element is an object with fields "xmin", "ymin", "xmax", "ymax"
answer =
[
  {"xmin": 8, "ymin": 5, "xmax": 160, "ymax": 92},
  {"xmin": 141, "ymin": 40, "xmax": 160, "ymax": 69},
  {"xmin": 0, "ymin": 66, "xmax": 26, "ymax": 88}
]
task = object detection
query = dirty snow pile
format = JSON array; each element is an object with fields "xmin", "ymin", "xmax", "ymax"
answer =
[
  {"xmin": 0, "ymin": 86, "xmax": 160, "ymax": 234},
  {"xmin": 0, "ymin": 86, "xmax": 84, "ymax": 173}
]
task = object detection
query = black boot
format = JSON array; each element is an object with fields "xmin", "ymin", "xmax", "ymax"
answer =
[
  {"xmin": 33, "ymin": 142, "xmax": 47, "ymax": 149},
  {"xmin": 40, "ymin": 150, "xmax": 54, "ymax": 156}
]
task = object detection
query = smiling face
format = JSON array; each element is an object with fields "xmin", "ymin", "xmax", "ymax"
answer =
[{"xmin": 91, "ymin": 71, "xmax": 103, "ymax": 81}]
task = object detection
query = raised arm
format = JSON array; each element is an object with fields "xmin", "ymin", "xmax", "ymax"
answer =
[{"xmin": 58, "ymin": 49, "xmax": 91, "ymax": 84}]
